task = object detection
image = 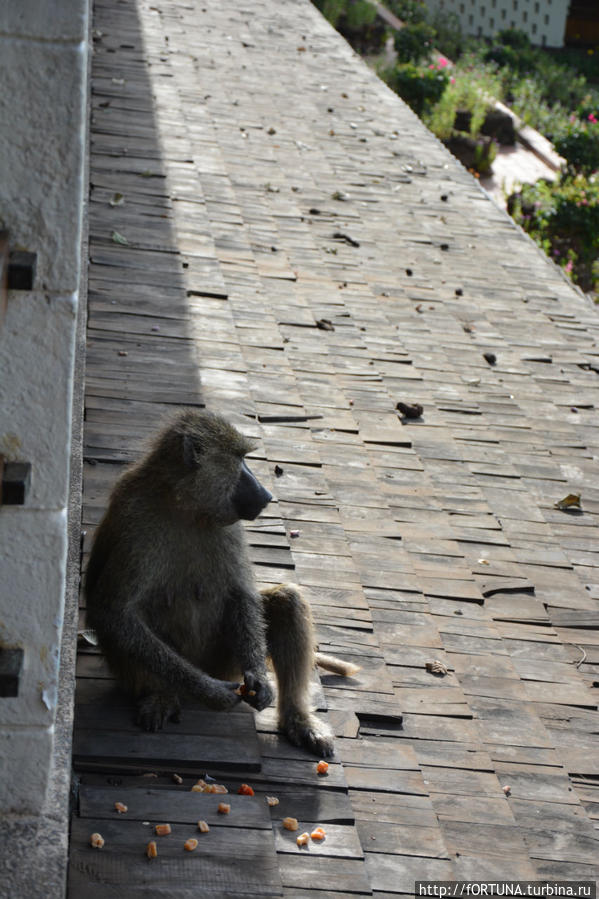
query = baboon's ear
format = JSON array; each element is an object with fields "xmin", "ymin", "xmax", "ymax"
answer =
[{"xmin": 182, "ymin": 434, "xmax": 201, "ymax": 469}]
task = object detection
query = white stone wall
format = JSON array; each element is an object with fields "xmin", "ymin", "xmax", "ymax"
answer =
[
  {"xmin": 0, "ymin": 1, "xmax": 89, "ymax": 815},
  {"xmin": 425, "ymin": 0, "xmax": 570, "ymax": 47}
]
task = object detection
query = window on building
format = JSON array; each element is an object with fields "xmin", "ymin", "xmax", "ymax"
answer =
[
  {"xmin": 513, "ymin": 0, "xmax": 518, "ymax": 9},
  {"xmin": 544, "ymin": 13, "xmax": 549, "ymax": 24},
  {"xmin": 534, "ymin": 1, "xmax": 539, "ymax": 11},
  {"xmin": 522, "ymin": 10, "xmax": 527, "ymax": 21},
  {"xmin": 501, "ymin": 8, "xmax": 506, "ymax": 18},
  {"xmin": 542, "ymin": 33, "xmax": 547, "ymax": 45},
  {"xmin": 490, "ymin": 16, "xmax": 494, "ymax": 27},
  {"xmin": 469, "ymin": 13, "xmax": 473, "ymax": 25},
  {"xmin": 531, "ymin": 22, "xmax": 537, "ymax": 34}
]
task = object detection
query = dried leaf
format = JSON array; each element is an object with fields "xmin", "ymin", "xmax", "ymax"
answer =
[
  {"xmin": 554, "ymin": 493, "xmax": 581, "ymax": 511},
  {"xmin": 425, "ymin": 659, "xmax": 448, "ymax": 676},
  {"xmin": 111, "ymin": 230, "xmax": 129, "ymax": 246},
  {"xmin": 109, "ymin": 192, "xmax": 125, "ymax": 207},
  {"xmin": 77, "ymin": 628, "xmax": 98, "ymax": 646},
  {"xmin": 316, "ymin": 318, "xmax": 335, "ymax": 331},
  {"xmin": 396, "ymin": 401, "xmax": 423, "ymax": 419}
]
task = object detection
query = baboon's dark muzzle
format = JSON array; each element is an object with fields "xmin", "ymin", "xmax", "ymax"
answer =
[{"xmin": 233, "ymin": 460, "xmax": 272, "ymax": 520}]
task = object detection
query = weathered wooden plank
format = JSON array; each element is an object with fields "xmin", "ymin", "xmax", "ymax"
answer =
[
  {"xmin": 277, "ymin": 855, "xmax": 371, "ymax": 894},
  {"xmin": 79, "ymin": 786, "xmax": 271, "ymax": 829},
  {"xmin": 274, "ymin": 823, "xmax": 364, "ymax": 859},
  {"xmin": 69, "ymin": 816, "xmax": 282, "ymax": 896},
  {"xmin": 357, "ymin": 820, "xmax": 449, "ymax": 859},
  {"xmin": 363, "ymin": 853, "xmax": 454, "ymax": 893}
]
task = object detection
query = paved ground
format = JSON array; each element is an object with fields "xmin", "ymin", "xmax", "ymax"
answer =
[
  {"xmin": 73, "ymin": 0, "xmax": 599, "ymax": 893},
  {"xmin": 480, "ymin": 141, "xmax": 558, "ymax": 208}
]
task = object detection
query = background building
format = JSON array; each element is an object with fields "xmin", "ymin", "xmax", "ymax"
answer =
[{"xmin": 424, "ymin": 0, "xmax": 571, "ymax": 47}]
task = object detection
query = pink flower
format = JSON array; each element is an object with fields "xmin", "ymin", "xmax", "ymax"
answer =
[
  {"xmin": 565, "ymin": 260, "xmax": 573, "ymax": 273},
  {"xmin": 450, "ymin": 76, "xmax": 456, "ymax": 84},
  {"xmin": 588, "ymin": 113, "xmax": 598, "ymax": 123},
  {"xmin": 428, "ymin": 64, "xmax": 435, "ymax": 69},
  {"xmin": 437, "ymin": 56, "xmax": 449, "ymax": 67}
]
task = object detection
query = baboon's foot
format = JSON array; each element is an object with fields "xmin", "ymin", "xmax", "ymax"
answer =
[
  {"xmin": 136, "ymin": 693, "xmax": 181, "ymax": 732},
  {"xmin": 281, "ymin": 711, "xmax": 335, "ymax": 758}
]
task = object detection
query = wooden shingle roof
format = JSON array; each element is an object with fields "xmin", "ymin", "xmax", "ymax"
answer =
[{"xmin": 71, "ymin": 0, "xmax": 599, "ymax": 894}]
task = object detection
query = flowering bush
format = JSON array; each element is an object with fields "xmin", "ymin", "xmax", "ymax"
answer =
[
  {"xmin": 508, "ymin": 174, "xmax": 599, "ymax": 292},
  {"xmin": 394, "ymin": 21, "xmax": 437, "ymax": 64},
  {"xmin": 423, "ymin": 65, "xmax": 499, "ymax": 139},
  {"xmin": 381, "ymin": 62, "xmax": 449, "ymax": 117},
  {"xmin": 554, "ymin": 117, "xmax": 599, "ymax": 175}
]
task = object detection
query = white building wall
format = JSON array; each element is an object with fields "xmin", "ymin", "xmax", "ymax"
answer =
[
  {"xmin": 0, "ymin": 0, "xmax": 89, "ymax": 818},
  {"xmin": 425, "ymin": 0, "xmax": 570, "ymax": 47}
]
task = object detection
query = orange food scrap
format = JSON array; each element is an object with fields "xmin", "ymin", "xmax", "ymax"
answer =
[
  {"xmin": 155, "ymin": 823, "xmax": 171, "ymax": 836},
  {"xmin": 238, "ymin": 784, "xmax": 254, "ymax": 796},
  {"xmin": 316, "ymin": 760, "xmax": 329, "ymax": 775},
  {"xmin": 310, "ymin": 827, "xmax": 326, "ymax": 841},
  {"xmin": 147, "ymin": 841, "xmax": 158, "ymax": 859},
  {"xmin": 192, "ymin": 779, "xmax": 228, "ymax": 794},
  {"xmin": 114, "ymin": 801, "xmax": 128, "ymax": 814},
  {"xmin": 266, "ymin": 796, "xmax": 279, "ymax": 807},
  {"xmin": 282, "ymin": 817, "xmax": 298, "ymax": 832},
  {"xmin": 237, "ymin": 682, "xmax": 257, "ymax": 698},
  {"xmin": 217, "ymin": 802, "xmax": 230, "ymax": 814},
  {"xmin": 296, "ymin": 832, "xmax": 310, "ymax": 847},
  {"xmin": 184, "ymin": 838, "xmax": 198, "ymax": 851},
  {"xmin": 197, "ymin": 820, "xmax": 210, "ymax": 833},
  {"xmin": 90, "ymin": 833, "xmax": 104, "ymax": 849}
]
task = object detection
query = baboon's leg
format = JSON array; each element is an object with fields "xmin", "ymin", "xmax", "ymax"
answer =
[{"xmin": 261, "ymin": 584, "xmax": 334, "ymax": 757}]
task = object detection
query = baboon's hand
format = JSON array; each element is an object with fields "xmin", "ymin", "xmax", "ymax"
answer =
[
  {"xmin": 242, "ymin": 670, "xmax": 274, "ymax": 712},
  {"xmin": 203, "ymin": 678, "xmax": 243, "ymax": 711}
]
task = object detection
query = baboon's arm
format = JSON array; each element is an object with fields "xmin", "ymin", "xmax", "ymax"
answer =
[
  {"xmin": 107, "ymin": 606, "xmax": 241, "ymax": 710},
  {"xmin": 227, "ymin": 587, "xmax": 273, "ymax": 711}
]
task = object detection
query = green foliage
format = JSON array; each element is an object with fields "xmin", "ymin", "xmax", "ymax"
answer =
[
  {"xmin": 554, "ymin": 119, "xmax": 599, "ymax": 175},
  {"xmin": 473, "ymin": 137, "xmax": 496, "ymax": 174},
  {"xmin": 482, "ymin": 29, "xmax": 532, "ymax": 76},
  {"xmin": 313, "ymin": 0, "xmax": 384, "ymax": 53},
  {"xmin": 312, "ymin": 0, "xmax": 345, "ymax": 27},
  {"xmin": 381, "ymin": 62, "xmax": 449, "ymax": 117},
  {"xmin": 509, "ymin": 174, "xmax": 599, "ymax": 291},
  {"xmin": 423, "ymin": 68, "xmax": 500, "ymax": 140},
  {"xmin": 344, "ymin": 0, "xmax": 377, "ymax": 30},
  {"xmin": 385, "ymin": 0, "xmax": 428, "ymax": 24},
  {"xmin": 495, "ymin": 27, "xmax": 531, "ymax": 50},
  {"xmin": 394, "ymin": 21, "xmax": 436, "ymax": 64},
  {"xmin": 427, "ymin": 9, "xmax": 464, "ymax": 61}
]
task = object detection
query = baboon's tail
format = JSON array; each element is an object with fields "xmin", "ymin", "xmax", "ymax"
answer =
[{"xmin": 315, "ymin": 652, "xmax": 361, "ymax": 677}]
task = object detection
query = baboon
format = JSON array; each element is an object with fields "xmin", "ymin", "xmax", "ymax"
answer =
[{"xmin": 85, "ymin": 409, "xmax": 359, "ymax": 757}]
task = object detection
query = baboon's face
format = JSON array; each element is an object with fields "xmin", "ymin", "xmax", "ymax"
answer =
[{"xmin": 166, "ymin": 412, "xmax": 272, "ymax": 526}]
